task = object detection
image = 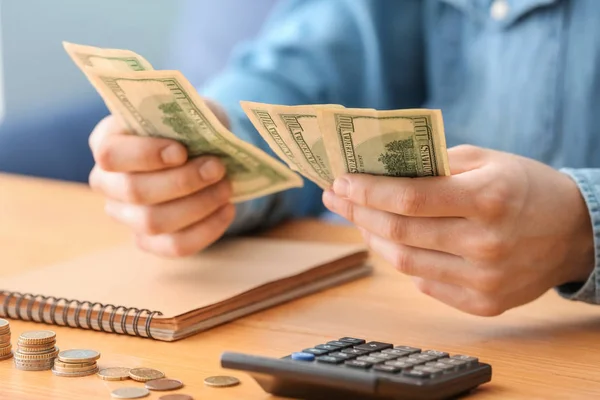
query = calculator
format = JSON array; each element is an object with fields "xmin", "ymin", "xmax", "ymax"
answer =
[{"xmin": 220, "ymin": 336, "xmax": 492, "ymax": 400}]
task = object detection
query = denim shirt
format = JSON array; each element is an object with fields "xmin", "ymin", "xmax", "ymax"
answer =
[{"xmin": 201, "ymin": 0, "xmax": 600, "ymax": 305}]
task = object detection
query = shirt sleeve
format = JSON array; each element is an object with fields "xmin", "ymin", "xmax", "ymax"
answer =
[
  {"xmin": 198, "ymin": 0, "xmax": 424, "ymax": 235},
  {"xmin": 555, "ymin": 168, "xmax": 600, "ymax": 304}
]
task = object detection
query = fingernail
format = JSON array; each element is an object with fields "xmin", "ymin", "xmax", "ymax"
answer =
[
  {"xmin": 200, "ymin": 159, "xmax": 224, "ymax": 181},
  {"xmin": 322, "ymin": 190, "xmax": 335, "ymax": 209},
  {"xmin": 161, "ymin": 145, "xmax": 185, "ymax": 165},
  {"xmin": 333, "ymin": 178, "xmax": 349, "ymax": 197}
]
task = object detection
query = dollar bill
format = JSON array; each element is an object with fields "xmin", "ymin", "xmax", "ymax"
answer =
[
  {"xmin": 63, "ymin": 41, "xmax": 154, "ymax": 72},
  {"xmin": 63, "ymin": 43, "xmax": 303, "ymax": 202},
  {"xmin": 240, "ymin": 101, "xmax": 338, "ymax": 189},
  {"xmin": 318, "ymin": 107, "xmax": 450, "ymax": 178}
]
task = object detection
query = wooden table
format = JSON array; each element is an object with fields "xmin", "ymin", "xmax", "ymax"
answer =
[{"xmin": 1, "ymin": 172, "xmax": 599, "ymax": 400}]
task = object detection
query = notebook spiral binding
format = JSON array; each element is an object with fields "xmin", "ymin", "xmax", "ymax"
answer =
[{"xmin": 0, "ymin": 290, "xmax": 163, "ymax": 339}]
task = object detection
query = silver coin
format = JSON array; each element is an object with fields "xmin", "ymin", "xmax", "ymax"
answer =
[
  {"xmin": 203, "ymin": 375, "xmax": 240, "ymax": 387},
  {"xmin": 57, "ymin": 349, "xmax": 100, "ymax": 362},
  {"xmin": 111, "ymin": 387, "xmax": 150, "ymax": 399},
  {"xmin": 0, "ymin": 319, "xmax": 9, "ymax": 328}
]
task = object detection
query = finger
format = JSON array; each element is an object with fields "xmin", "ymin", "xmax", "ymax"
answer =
[
  {"xmin": 362, "ymin": 232, "xmax": 471, "ymax": 287},
  {"xmin": 411, "ymin": 277, "xmax": 505, "ymax": 317},
  {"xmin": 331, "ymin": 172, "xmax": 476, "ymax": 218},
  {"xmin": 324, "ymin": 191, "xmax": 471, "ymax": 255},
  {"xmin": 104, "ymin": 179, "xmax": 232, "ymax": 235},
  {"xmin": 135, "ymin": 203, "xmax": 236, "ymax": 258},
  {"xmin": 447, "ymin": 145, "xmax": 487, "ymax": 175},
  {"xmin": 90, "ymin": 156, "xmax": 226, "ymax": 205},
  {"xmin": 90, "ymin": 115, "xmax": 188, "ymax": 172}
]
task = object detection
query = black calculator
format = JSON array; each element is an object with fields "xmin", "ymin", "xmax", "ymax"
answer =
[{"xmin": 220, "ymin": 336, "xmax": 492, "ymax": 400}]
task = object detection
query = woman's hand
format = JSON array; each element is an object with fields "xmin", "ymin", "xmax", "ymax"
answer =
[{"xmin": 323, "ymin": 145, "xmax": 595, "ymax": 316}]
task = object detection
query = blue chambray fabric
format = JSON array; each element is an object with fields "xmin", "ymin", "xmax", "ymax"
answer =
[{"xmin": 200, "ymin": 0, "xmax": 600, "ymax": 304}]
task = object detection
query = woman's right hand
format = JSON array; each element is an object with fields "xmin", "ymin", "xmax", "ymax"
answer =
[{"xmin": 88, "ymin": 114, "xmax": 235, "ymax": 257}]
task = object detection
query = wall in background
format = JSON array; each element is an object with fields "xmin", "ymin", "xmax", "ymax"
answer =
[{"xmin": 0, "ymin": 0, "xmax": 182, "ymax": 122}]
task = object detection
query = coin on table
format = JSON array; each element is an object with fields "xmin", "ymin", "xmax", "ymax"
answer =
[
  {"xmin": 129, "ymin": 367, "xmax": 165, "ymax": 382},
  {"xmin": 98, "ymin": 367, "xmax": 131, "ymax": 381},
  {"xmin": 18, "ymin": 331, "xmax": 56, "ymax": 345},
  {"xmin": 111, "ymin": 387, "xmax": 150, "ymax": 399},
  {"xmin": 203, "ymin": 375, "xmax": 240, "ymax": 388},
  {"xmin": 51, "ymin": 367, "xmax": 99, "ymax": 377},
  {"xmin": 145, "ymin": 378, "xmax": 184, "ymax": 391},
  {"xmin": 54, "ymin": 360, "xmax": 96, "ymax": 368},
  {"xmin": 57, "ymin": 349, "xmax": 100, "ymax": 363},
  {"xmin": 158, "ymin": 395, "xmax": 194, "ymax": 400}
]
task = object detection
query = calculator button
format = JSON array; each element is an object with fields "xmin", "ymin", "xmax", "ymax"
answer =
[
  {"xmin": 426, "ymin": 361, "xmax": 457, "ymax": 372},
  {"xmin": 316, "ymin": 344, "xmax": 342, "ymax": 351},
  {"xmin": 413, "ymin": 366, "xmax": 443, "ymax": 377},
  {"xmin": 356, "ymin": 356, "xmax": 386, "ymax": 364},
  {"xmin": 422, "ymin": 350, "xmax": 449, "ymax": 359},
  {"xmin": 339, "ymin": 337, "xmax": 366, "ymax": 345},
  {"xmin": 402, "ymin": 369, "xmax": 431, "ymax": 379},
  {"xmin": 316, "ymin": 355, "xmax": 344, "ymax": 364},
  {"xmin": 393, "ymin": 346, "xmax": 421, "ymax": 354},
  {"xmin": 369, "ymin": 352, "xmax": 398, "ymax": 361},
  {"xmin": 373, "ymin": 364, "xmax": 402, "ymax": 373},
  {"xmin": 302, "ymin": 348, "xmax": 329, "ymax": 356},
  {"xmin": 451, "ymin": 355, "xmax": 479, "ymax": 365},
  {"xmin": 405, "ymin": 358, "xmax": 428, "ymax": 366},
  {"xmin": 382, "ymin": 349, "xmax": 411, "ymax": 357},
  {"xmin": 408, "ymin": 354, "xmax": 439, "ymax": 363},
  {"xmin": 383, "ymin": 360, "xmax": 414, "ymax": 369},
  {"xmin": 291, "ymin": 352, "xmax": 315, "ymax": 361},
  {"xmin": 341, "ymin": 348, "xmax": 372, "ymax": 356},
  {"xmin": 344, "ymin": 360, "xmax": 373, "ymax": 369},
  {"xmin": 354, "ymin": 341, "xmax": 393, "ymax": 352},
  {"xmin": 327, "ymin": 341, "xmax": 353, "ymax": 349},
  {"xmin": 328, "ymin": 352, "xmax": 356, "ymax": 360},
  {"xmin": 438, "ymin": 358, "xmax": 468, "ymax": 368}
]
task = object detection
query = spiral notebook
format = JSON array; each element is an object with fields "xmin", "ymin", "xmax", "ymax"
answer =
[{"xmin": 0, "ymin": 237, "xmax": 370, "ymax": 341}]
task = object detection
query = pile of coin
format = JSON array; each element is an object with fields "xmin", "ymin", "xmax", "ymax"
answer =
[
  {"xmin": 14, "ymin": 330, "xmax": 58, "ymax": 371},
  {"xmin": 0, "ymin": 319, "xmax": 12, "ymax": 361},
  {"xmin": 52, "ymin": 349, "xmax": 100, "ymax": 377}
]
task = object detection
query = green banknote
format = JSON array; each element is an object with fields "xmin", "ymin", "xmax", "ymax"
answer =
[
  {"xmin": 318, "ymin": 108, "xmax": 450, "ymax": 178},
  {"xmin": 64, "ymin": 43, "xmax": 303, "ymax": 202}
]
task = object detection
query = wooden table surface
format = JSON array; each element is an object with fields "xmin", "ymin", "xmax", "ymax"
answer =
[{"xmin": 1, "ymin": 172, "xmax": 599, "ymax": 400}]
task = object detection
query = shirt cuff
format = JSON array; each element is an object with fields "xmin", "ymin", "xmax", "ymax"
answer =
[{"xmin": 554, "ymin": 168, "xmax": 600, "ymax": 304}]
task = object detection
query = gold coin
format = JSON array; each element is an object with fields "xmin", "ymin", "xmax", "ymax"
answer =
[
  {"xmin": 0, "ymin": 333, "xmax": 11, "ymax": 342},
  {"xmin": 51, "ymin": 366, "xmax": 99, "ymax": 377},
  {"xmin": 111, "ymin": 387, "xmax": 150, "ymax": 399},
  {"xmin": 53, "ymin": 364, "xmax": 98, "ymax": 373},
  {"xmin": 98, "ymin": 367, "xmax": 131, "ymax": 381},
  {"xmin": 16, "ymin": 346, "xmax": 57, "ymax": 355},
  {"xmin": 17, "ymin": 339, "xmax": 55, "ymax": 347},
  {"xmin": 54, "ymin": 360, "xmax": 96, "ymax": 369},
  {"xmin": 0, "ymin": 352, "xmax": 13, "ymax": 361},
  {"xmin": 0, "ymin": 345, "xmax": 12, "ymax": 356},
  {"xmin": 203, "ymin": 375, "xmax": 240, "ymax": 388},
  {"xmin": 14, "ymin": 347, "xmax": 58, "ymax": 360},
  {"xmin": 18, "ymin": 330, "xmax": 56, "ymax": 345},
  {"xmin": 57, "ymin": 349, "xmax": 100, "ymax": 363},
  {"xmin": 129, "ymin": 367, "xmax": 165, "ymax": 382}
]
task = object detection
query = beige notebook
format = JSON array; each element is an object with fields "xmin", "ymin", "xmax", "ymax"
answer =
[{"xmin": 0, "ymin": 237, "xmax": 370, "ymax": 341}]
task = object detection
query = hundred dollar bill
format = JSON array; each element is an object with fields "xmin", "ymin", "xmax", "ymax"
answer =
[
  {"xmin": 64, "ymin": 65, "xmax": 302, "ymax": 202},
  {"xmin": 63, "ymin": 41, "xmax": 154, "ymax": 72},
  {"xmin": 241, "ymin": 101, "xmax": 338, "ymax": 189},
  {"xmin": 318, "ymin": 108, "xmax": 450, "ymax": 178}
]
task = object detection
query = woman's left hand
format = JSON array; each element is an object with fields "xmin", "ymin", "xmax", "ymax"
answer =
[{"xmin": 323, "ymin": 145, "xmax": 595, "ymax": 316}]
